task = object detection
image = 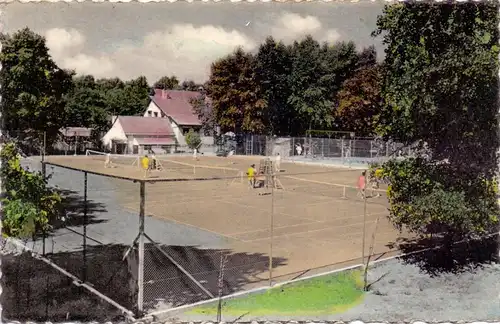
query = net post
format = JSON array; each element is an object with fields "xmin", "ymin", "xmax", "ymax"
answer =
[
  {"xmin": 342, "ymin": 185, "xmax": 346, "ymax": 199},
  {"xmin": 137, "ymin": 180, "xmax": 146, "ymax": 314}
]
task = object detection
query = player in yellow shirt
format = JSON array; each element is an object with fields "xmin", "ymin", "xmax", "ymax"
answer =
[
  {"xmin": 247, "ymin": 164, "xmax": 256, "ymax": 189},
  {"xmin": 141, "ymin": 155, "xmax": 150, "ymax": 178}
]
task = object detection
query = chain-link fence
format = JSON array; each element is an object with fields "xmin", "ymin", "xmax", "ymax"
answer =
[
  {"xmin": 0, "ymin": 238, "xmax": 127, "ymax": 322},
  {"xmin": 5, "ymin": 130, "xmax": 100, "ymax": 157},
  {"xmin": 237, "ymin": 135, "xmax": 409, "ymax": 167},
  {"xmin": 11, "ymin": 153, "xmax": 406, "ymax": 319}
]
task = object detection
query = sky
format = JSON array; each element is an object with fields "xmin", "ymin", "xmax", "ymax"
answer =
[{"xmin": 3, "ymin": 1, "xmax": 386, "ymax": 84}]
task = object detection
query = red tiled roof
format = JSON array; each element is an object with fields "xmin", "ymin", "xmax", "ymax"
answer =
[
  {"xmin": 117, "ymin": 116, "xmax": 175, "ymax": 136},
  {"xmin": 151, "ymin": 89, "xmax": 202, "ymax": 126},
  {"xmin": 135, "ymin": 137, "xmax": 176, "ymax": 145}
]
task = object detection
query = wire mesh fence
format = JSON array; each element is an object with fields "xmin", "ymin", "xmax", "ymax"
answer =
[
  {"xmin": 12, "ymin": 153, "xmax": 405, "ymax": 319},
  {"xmin": 0, "ymin": 237, "xmax": 127, "ymax": 322},
  {"xmin": 240, "ymin": 135, "xmax": 409, "ymax": 167}
]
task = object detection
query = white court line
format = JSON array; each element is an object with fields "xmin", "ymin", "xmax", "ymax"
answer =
[
  {"xmin": 216, "ymin": 198, "xmax": 320, "ymax": 224},
  {"xmin": 120, "ymin": 205, "xmax": 243, "ymax": 242},
  {"xmin": 226, "ymin": 209, "xmax": 387, "ymax": 237},
  {"xmin": 239, "ymin": 211, "xmax": 389, "ymax": 243},
  {"xmin": 285, "ymin": 175, "xmax": 387, "ymax": 193}
]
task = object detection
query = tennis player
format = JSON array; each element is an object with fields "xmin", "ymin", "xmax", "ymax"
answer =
[
  {"xmin": 275, "ymin": 153, "xmax": 281, "ymax": 173},
  {"xmin": 357, "ymin": 171, "xmax": 366, "ymax": 199},
  {"xmin": 247, "ymin": 164, "xmax": 256, "ymax": 189},
  {"xmin": 104, "ymin": 153, "xmax": 111, "ymax": 168},
  {"xmin": 141, "ymin": 155, "xmax": 150, "ymax": 178}
]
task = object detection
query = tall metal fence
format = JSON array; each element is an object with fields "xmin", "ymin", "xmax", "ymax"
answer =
[
  {"xmin": 8, "ymin": 154, "xmax": 405, "ymax": 320},
  {"xmin": 238, "ymin": 135, "xmax": 409, "ymax": 166}
]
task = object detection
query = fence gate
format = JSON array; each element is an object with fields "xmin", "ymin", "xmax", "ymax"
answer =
[{"xmin": 245, "ymin": 136, "xmax": 253, "ymax": 155}]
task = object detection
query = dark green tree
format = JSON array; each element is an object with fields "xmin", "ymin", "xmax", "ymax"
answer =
[
  {"xmin": 64, "ymin": 75, "xmax": 110, "ymax": 147},
  {"xmin": 254, "ymin": 37, "xmax": 294, "ymax": 136},
  {"xmin": 335, "ymin": 64, "xmax": 382, "ymax": 136},
  {"xmin": 373, "ymin": 2, "xmax": 499, "ymax": 245},
  {"xmin": 0, "ymin": 28, "xmax": 74, "ymax": 146},
  {"xmin": 181, "ymin": 80, "xmax": 202, "ymax": 91},
  {"xmin": 287, "ymin": 36, "xmax": 332, "ymax": 134},
  {"xmin": 154, "ymin": 75, "xmax": 180, "ymax": 90},
  {"xmin": 206, "ymin": 47, "xmax": 267, "ymax": 134}
]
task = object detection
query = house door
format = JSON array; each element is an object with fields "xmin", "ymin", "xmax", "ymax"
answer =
[
  {"xmin": 133, "ymin": 145, "xmax": 139, "ymax": 154},
  {"xmin": 116, "ymin": 143, "xmax": 126, "ymax": 154}
]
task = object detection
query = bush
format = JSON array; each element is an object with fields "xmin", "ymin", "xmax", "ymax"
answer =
[
  {"xmin": 377, "ymin": 158, "xmax": 499, "ymax": 241},
  {"xmin": 0, "ymin": 142, "xmax": 61, "ymax": 237},
  {"xmin": 185, "ymin": 128, "xmax": 202, "ymax": 150}
]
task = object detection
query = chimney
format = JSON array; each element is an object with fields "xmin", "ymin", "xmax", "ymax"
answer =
[{"xmin": 162, "ymin": 90, "xmax": 166, "ymax": 99}]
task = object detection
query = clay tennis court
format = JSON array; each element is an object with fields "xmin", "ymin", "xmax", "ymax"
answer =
[{"xmin": 44, "ymin": 154, "xmax": 405, "ymax": 285}]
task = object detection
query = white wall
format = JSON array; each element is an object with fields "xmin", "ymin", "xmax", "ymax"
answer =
[
  {"xmin": 144, "ymin": 101, "xmax": 164, "ymax": 118},
  {"xmin": 101, "ymin": 120, "xmax": 127, "ymax": 150},
  {"xmin": 169, "ymin": 118, "xmax": 187, "ymax": 146}
]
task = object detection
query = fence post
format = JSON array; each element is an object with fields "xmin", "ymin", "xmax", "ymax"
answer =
[
  {"xmin": 42, "ymin": 161, "xmax": 47, "ymax": 256},
  {"xmin": 269, "ymin": 177, "xmax": 275, "ymax": 287},
  {"xmin": 82, "ymin": 171, "xmax": 88, "ymax": 282},
  {"xmin": 138, "ymin": 181, "xmax": 146, "ymax": 313},
  {"xmin": 341, "ymin": 139, "xmax": 344, "ymax": 163},
  {"xmin": 362, "ymin": 172, "xmax": 368, "ymax": 263},
  {"xmin": 321, "ymin": 138, "xmax": 325, "ymax": 158}
]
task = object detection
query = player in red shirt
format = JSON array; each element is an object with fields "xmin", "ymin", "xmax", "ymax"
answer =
[{"xmin": 357, "ymin": 171, "xmax": 366, "ymax": 199}]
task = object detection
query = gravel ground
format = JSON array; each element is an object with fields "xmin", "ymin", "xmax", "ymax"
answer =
[{"xmin": 165, "ymin": 257, "xmax": 500, "ymax": 323}]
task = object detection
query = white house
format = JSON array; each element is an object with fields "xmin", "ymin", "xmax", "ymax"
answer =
[
  {"xmin": 144, "ymin": 89, "xmax": 210, "ymax": 147},
  {"xmin": 101, "ymin": 116, "xmax": 177, "ymax": 154}
]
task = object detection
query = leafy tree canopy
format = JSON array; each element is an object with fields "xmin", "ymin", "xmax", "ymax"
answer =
[
  {"xmin": 0, "ymin": 28, "xmax": 74, "ymax": 145},
  {"xmin": 206, "ymin": 47, "xmax": 267, "ymax": 134},
  {"xmin": 373, "ymin": 2, "xmax": 500, "ymax": 243}
]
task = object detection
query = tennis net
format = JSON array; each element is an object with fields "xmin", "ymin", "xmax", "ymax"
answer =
[
  {"xmin": 85, "ymin": 150, "xmax": 139, "ymax": 166},
  {"xmin": 156, "ymin": 157, "xmax": 242, "ymax": 178},
  {"xmin": 85, "ymin": 150, "xmax": 242, "ymax": 178}
]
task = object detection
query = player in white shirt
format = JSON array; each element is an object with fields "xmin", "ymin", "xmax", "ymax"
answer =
[
  {"xmin": 275, "ymin": 153, "xmax": 281, "ymax": 172},
  {"xmin": 104, "ymin": 153, "xmax": 111, "ymax": 168}
]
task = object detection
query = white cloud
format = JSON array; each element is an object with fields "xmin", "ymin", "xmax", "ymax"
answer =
[
  {"xmin": 44, "ymin": 13, "xmax": 340, "ymax": 83},
  {"xmin": 269, "ymin": 12, "xmax": 341, "ymax": 44},
  {"xmin": 45, "ymin": 28, "xmax": 115, "ymax": 77},
  {"xmin": 45, "ymin": 24, "xmax": 256, "ymax": 83}
]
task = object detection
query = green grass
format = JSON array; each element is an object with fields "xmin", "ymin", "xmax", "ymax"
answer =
[{"xmin": 188, "ymin": 269, "xmax": 365, "ymax": 316}]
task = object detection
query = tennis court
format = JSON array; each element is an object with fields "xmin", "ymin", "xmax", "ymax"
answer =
[{"xmin": 42, "ymin": 152, "xmax": 406, "ymax": 313}]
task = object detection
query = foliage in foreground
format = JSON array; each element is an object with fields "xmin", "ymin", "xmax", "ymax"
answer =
[
  {"xmin": 372, "ymin": 159, "xmax": 499, "ymax": 241},
  {"xmin": 1, "ymin": 143, "xmax": 61, "ymax": 237},
  {"xmin": 372, "ymin": 2, "xmax": 500, "ymax": 243}
]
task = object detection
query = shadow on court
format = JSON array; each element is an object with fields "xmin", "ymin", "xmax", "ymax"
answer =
[
  {"xmin": 52, "ymin": 189, "xmax": 109, "ymax": 230},
  {"xmin": 1, "ymin": 241, "xmax": 285, "ymax": 321}
]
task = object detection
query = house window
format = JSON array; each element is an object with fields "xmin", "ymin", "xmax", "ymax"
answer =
[
  {"xmin": 144, "ymin": 145, "xmax": 152, "ymax": 152},
  {"xmin": 154, "ymin": 112, "xmax": 158, "ymax": 117},
  {"xmin": 147, "ymin": 111, "xmax": 152, "ymax": 116}
]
